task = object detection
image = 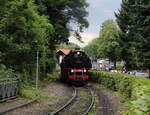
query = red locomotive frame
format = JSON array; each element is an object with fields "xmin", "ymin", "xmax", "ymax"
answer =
[{"xmin": 61, "ymin": 68, "xmax": 90, "ymax": 85}]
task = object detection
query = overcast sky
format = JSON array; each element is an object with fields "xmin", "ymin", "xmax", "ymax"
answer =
[{"xmin": 69, "ymin": 0, "xmax": 122, "ymax": 47}]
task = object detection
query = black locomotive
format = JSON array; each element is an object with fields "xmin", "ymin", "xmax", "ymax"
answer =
[{"xmin": 60, "ymin": 48, "xmax": 92, "ymax": 85}]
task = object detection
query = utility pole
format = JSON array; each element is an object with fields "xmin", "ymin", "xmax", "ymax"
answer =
[{"xmin": 36, "ymin": 51, "xmax": 39, "ymax": 91}]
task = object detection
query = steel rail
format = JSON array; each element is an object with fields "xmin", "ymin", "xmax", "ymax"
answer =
[
  {"xmin": 50, "ymin": 86, "xmax": 77, "ymax": 115},
  {"xmin": 82, "ymin": 86, "xmax": 95, "ymax": 115},
  {"xmin": 0, "ymin": 99, "xmax": 37, "ymax": 114}
]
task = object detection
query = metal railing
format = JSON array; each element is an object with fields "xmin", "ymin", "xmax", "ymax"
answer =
[{"xmin": 0, "ymin": 78, "xmax": 20, "ymax": 102}]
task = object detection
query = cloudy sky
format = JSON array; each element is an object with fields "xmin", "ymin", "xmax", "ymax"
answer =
[{"xmin": 69, "ymin": 0, "xmax": 122, "ymax": 47}]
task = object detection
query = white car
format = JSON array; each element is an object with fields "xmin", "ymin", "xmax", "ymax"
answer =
[
  {"xmin": 135, "ymin": 72, "xmax": 148, "ymax": 78},
  {"xmin": 110, "ymin": 70, "xmax": 118, "ymax": 72}
]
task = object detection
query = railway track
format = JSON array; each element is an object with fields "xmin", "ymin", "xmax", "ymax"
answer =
[
  {"xmin": 50, "ymin": 86, "xmax": 94, "ymax": 115},
  {"xmin": 0, "ymin": 98, "xmax": 37, "ymax": 114},
  {"xmin": 1, "ymin": 85, "xmax": 94, "ymax": 115},
  {"xmin": 50, "ymin": 86, "xmax": 77, "ymax": 115}
]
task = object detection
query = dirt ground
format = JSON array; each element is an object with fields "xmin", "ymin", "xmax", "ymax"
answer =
[
  {"xmin": 90, "ymin": 84, "xmax": 125, "ymax": 115},
  {"xmin": 2, "ymin": 82, "xmax": 125, "ymax": 115},
  {"xmin": 4, "ymin": 82, "xmax": 73, "ymax": 115}
]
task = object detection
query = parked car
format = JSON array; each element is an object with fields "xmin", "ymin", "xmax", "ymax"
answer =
[
  {"xmin": 135, "ymin": 72, "xmax": 148, "ymax": 78},
  {"xmin": 110, "ymin": 70, "xmax": 118, "ymax": 73}
]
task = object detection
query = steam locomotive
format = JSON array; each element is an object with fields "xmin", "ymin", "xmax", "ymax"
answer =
[{"xmin": 60, "ymin": 48, "xmax": 92, "ymax": 85}]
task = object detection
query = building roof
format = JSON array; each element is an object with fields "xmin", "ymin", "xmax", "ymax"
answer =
[{"xmin": 57, "ymin": 49, "xmax": 71, "ymax": 55}]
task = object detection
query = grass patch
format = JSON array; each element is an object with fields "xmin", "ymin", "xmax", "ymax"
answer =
[{"xmin": 20, "ymin": 71, "xmax": 60, "ymax": 100}]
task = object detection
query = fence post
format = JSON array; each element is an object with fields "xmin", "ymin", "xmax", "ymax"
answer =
[{"xmin": 36, "ymin": 51, "xmax": 39, "ymax": 92}]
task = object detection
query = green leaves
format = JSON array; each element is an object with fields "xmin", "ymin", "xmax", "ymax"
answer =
[
  {"xmin": 35, "ymin": 0, "xmax": 89, "ymax": 43},
  {"xmin": 116, "ymin": 0, "xmax": 150, "ymax": 70},
  {"xmin": 90, "ymin": 70, "xmax": 150, "ymax": 114},
  {"xmin": 84, "ymin": 19, "xmax": 121, "ymax": 63},
  {"xmin": 0, "ymin": 0, "xmax": 54, "ymax": 77},
  {"xmin": 0, "ymin": 0, "xmax": 89, "ymax": 80},
  {"xmin": 91, "ymin": 71, "xmax": 150, "ymax": 115},
  {"xmin": 57, "ymin": 43, "xmax": 80, "ymax": 50},
  {"xmin": 0, "ymin": 64, "xmax": 16, "ymax": 79}
]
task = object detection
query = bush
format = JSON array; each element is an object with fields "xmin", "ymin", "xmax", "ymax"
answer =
[
  {"xmin": 46, "ymin": 71, "xmax": 60, "ymax": 81},
  {"xmin": 20, "ymin": 84, "xmax": 36, "ymax": 99},
  {"xmin": 90, "ymin": 70, "xmax": 150, "ymax": 115},
  {"xmin": 0, "ymin": 64, "xmax": 16, "ymax": 79},
  {"xmin": 116, "ymin": 64, "xmax": 124, "ymax": 70}
]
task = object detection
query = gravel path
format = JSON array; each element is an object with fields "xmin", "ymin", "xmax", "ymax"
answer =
[{"xmin": 3, "ymin": 82, "xmax": 73, "ymax": 115}]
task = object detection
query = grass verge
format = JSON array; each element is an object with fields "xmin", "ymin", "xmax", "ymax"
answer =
[{"xmin": 20, "ymin": 71, "xmax": 60, "ymax": 101}]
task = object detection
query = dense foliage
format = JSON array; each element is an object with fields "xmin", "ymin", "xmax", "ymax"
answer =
[
  {"xmin": 57, "ymin": 43, "xmax": 80, "ymax": 50},
  {"xmin": 90, "ymin": 70, "xmax": 150, "ymax": 114},
  {"xmin": 84, "ymin": 38, "xmax": 99, "ymax": 59},
  {"xmin": 115, "ymin": 0, "xmax": 150, "ymax": 70},
  {"xmin": 0, "ymin": 0, "xmax": 89, "ymax": 80},
  {"xmin": 0, "ymin": 0, "xmax": 54, "ymax": 79},
  {"xmin": 84, "ymin": 19, "xmax": 121, "ymax": 63},
  {"xmin": 35, "ymin": 0, "xmax": 89, "ymax": 43},
  {"xmin": 0, "ymin": 64, "xmax": 16, "ymax": 78}
]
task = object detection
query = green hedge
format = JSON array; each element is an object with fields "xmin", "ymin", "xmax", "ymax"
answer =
[{"xmin": 90, "ymin": 70, "xmax": 150, "ymax": 115}]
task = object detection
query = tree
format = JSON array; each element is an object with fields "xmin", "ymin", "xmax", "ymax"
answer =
[
  {"xmin": 84, "ymin": 38, "xmax": 99, "ymax": 59},
  {"xmin": 97, "ymin": 20, "xmax": 121, "ymax": 68},
  {"xmin": 115, "ymin": 0, "xmax": 150, "ymax": 71},
  {"xmin": 85, "ymin": 19, "xmax": 121, "ymax": 68},
  {"xmin": 35, "ymin": 0, "xmax": 89, "ymax": 44},
  {"xmin": 98, "ymin": 20, "xmax": 121, "ymax": 62},
  {"xmin": 0, "ymin": 0, "xmax": 53, "ymax": 77},
  {"xmin": 57, "ymin": 43, "xmax": 80, "ymax": 50},
  {"xmin": 0, "ymin": 0, "xmax": 89, "ymax": 80}
]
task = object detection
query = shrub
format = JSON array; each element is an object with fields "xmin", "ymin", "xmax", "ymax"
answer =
[
  {"xmin": 116, "ymin": 64, "xmax": 124, "ymax": 70},
  {"xmin": 45, "ymin": 71, "xmax": 60, "ymax": 81},
  {"xmin": 0, "ymin": 64, "xmax": 16, "ymax": 79},
  {"xmin": 90, "ymin": 70, "xmax": 150, "ymax": 114}
]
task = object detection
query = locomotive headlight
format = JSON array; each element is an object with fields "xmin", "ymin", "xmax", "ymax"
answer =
[
  {"xmin": 77, "ymin": 52, "xmax": 80, "ymax": 55},
  {"xmin": 71, "ymin": 69, "xmax": 74, "ymax": 72},
  {"xmin": 84, "ymin": 69, "xmax": 87, "ymax": 72}
]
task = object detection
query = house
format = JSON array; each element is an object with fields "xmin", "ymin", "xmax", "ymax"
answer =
[{"xmin": 56, "ymin": 49, "xmax": 70, "ymax": 64}]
